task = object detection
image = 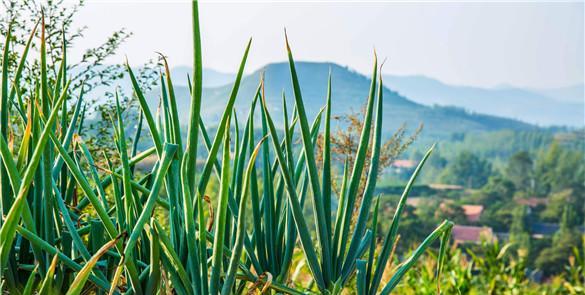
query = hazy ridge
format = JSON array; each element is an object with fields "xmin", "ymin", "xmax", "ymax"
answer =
[{"xmin": 145, "ymin": 61, "xmax": 539, "ymax": 140}]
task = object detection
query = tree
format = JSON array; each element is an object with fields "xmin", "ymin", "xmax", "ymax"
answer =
[
  {"xmin": 434, "ymin": 202, "xmax": 467, "ymax": 224},
  {"xmin": 540, "ymin": 189, "xmax": 584, "ymax": 224},
  {"xmin": 506, "ymin": 151, "xmax": 534, "ymax": 193},
  {"xmin": 481, "ymin": 176, "xmax": 516, "ymax": 200},
  {"xmin": 536, "ymin": 206, "xmax": 583, "ymax": 276},
  {"xmin": 473, "ymin": 176, "xmax": 517, "ymax": 231},
  {"xmin": 441, "ymin": 151, "xmax": 492, "ymax": 188},
  {"xmin": 1, "ymin": 0, "xmax": 133, "ymax": 103},
  {"xmin": 317, "ymin": 105, "xmax": 422, "ymax": 200},
  {"xmin": 534, "ymin": 141, "xmax": 585, "ymax": 196},
  {"xmin": 0, "ymin": 0, "xmax": 158, "ymax": 166},
  {"xmin": 509, "ymin": 206, "xmax": 531, "ymax": 255},
  {"xmin": 321, "ymin": 107, "xmax": 422, "ymax": 175}
]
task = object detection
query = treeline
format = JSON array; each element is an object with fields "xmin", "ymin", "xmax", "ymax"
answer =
[{"xmin": 412, "ymin": 129, "xmax": 584, "ymax": 165}]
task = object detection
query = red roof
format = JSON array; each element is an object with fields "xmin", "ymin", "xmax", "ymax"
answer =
[
  {"xmin": 391, "ymin": 159, "xmax": 417, "ymax": 169},
  {"xmin": 452, "ymin": 225, "xmax": 493, "ymax": 243},
  {"xmin": 461, "ymin": 205, "xmax": 484, "ymax": 222},
  {"xmin": 406, "ymin": 197, "xmax": 423, "ymax": 207},
  {"xmin": 429, "ymin": 183, "xmax": 464, "ymax": 190}
]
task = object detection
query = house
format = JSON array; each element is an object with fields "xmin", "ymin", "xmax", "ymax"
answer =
[
  {"xmin": 429, "ymin": 183, "xmax": 464, "ymax": 191},
  {"xmin": 438, "ymin": 202, "xmax": 484, "ymax": 223},
  {"xmin": 530, "ymin": 223, "xmax": 560, "ymax": 238},
  {"xmin": 389, "ymin": 159, "xmax": 417, "ymax": 174},
  {"xmin": 461, "ymin": 205, "xmax": 484, "ymax": 222},
  {"xmin": 452, "ymin": 225, "xmax": 495, "ymax": 244},
  {"xmin": 406, "ymin": 197, "xmax": 423, "ymax": 207},
  {"xmin": 515, "ymin": 197, "xmax": 548, "ymax": 207},
  {"xmin": 392, "ymin": 159, "xmax": 416, "ymax": 169}
]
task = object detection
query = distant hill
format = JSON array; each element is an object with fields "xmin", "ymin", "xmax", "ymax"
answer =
[
  {"xmin": 170, "ymin": 66, "xmax": 234, "ymax": 88},
  {"xmin": 383, "ymin": 75, "xmax": 584, "ymax": 127},
  {"xmin": 146, "ymin": 62, "xmax": 535, "ymax": 140},
  {"xmin": 531, "ymin": 84, "xmax": 584, "ymax": 104}
]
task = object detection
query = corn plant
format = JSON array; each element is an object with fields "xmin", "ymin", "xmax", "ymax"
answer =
[{"xmin": 0, "ymin": 1, "xmax": 452, "ymax": 294}]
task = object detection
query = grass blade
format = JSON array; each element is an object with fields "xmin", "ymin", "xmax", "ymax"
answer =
[
  {"xmin": 365, "ymin": 197, "xmax": 380, "ymax": 294},
  {"xmin": 370, "ymin": 144, "xmax": 436, "ymax": 294},
  {"xmin": 322, "ymin": 72, "xmax": 333, "ymax": 251},
  {"xmin": 379, "ymin": 221, "xmax": 454, "ymax": 295},
  {"xmin": 341, "ymin": 68, "xmax": 384, "ymax": 281},
  {"xmin": 66, "ymin": 234, "xmax": 124, "ymax": 295},
  {"xmin": 0, "ymin": 21, "xmax": 13, "ymax": 272},
  {"xmin": 154, "ymin": 220, "xmax": 193, "ymax": 293},
  {"xmin": 125, "ymin": 61, "xmax": 163, "ymax": 155},
  {"xmin": 160, "ymin": 55, "xmax": 183, "ymax": 153},
  {"xmin": 0, "ymin": 84, "xmax": 68, "ymax": 268},
  {"xmin": 145, "ymin": 221, "xmax": 162, "ymax": 294},
  {"xmin": 184, "ymin": 0, "xmax": 204, "ymax": 192},
  {"xmin": 16, "ymin": 225, "xmax": 111, "ymax": 290},
  {"xmin": 210, "ymin": 119, "xmax": 231, "ymax": 295},
  {"xmin": 337, "ymin": 54, "xmax": 377, "ymax": 273},
  {"xmin": 22, "ymin": 266, "xmax": 39, "ymax": 295},
  {"xmin": 356, "ymin": 259, "xmax": 367, "ymax": 295},
  {"xmin": 8, "ymin": 20, "xmax": 39, "ymax": 115},
  {"xmin": 38, "ymin": 254, "xmax": 58, "ymax": 295},
  {"xmin": 221, "ymin": 136, "xmax": 266, "ymax": 295},
  {"xmin": 435, "ymin": 220, "xmax": 453, "ymax": 294},
  {"xmin": 260, "ymin": 92, "xmax": 326, "ymax": 291},
  {"xmin": 124, "ymin": 143, "xmax": 177, "ymax": 256},
  {"xmin": 51, "ymin": 84, "xmax": 85, "ymax": 179},
  {"xmin": 197, "ymin": 38, "xmax": 251, "ymax": 199},
  {"xmin": 285, "ymin": 32, "xmax": 332, "ymax": 286},
  {"xmin": 49, "ymin": 132, "xmax": 143, "ymax": 294}
]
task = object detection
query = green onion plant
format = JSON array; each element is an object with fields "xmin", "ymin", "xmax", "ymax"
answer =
[{"xmin": 0, "ymin": 1, "xmax": 452, "ymax": 294}]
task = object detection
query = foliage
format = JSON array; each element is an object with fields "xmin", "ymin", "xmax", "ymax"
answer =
[
  {"xmin": 534, "ymin": 141, "xmax": 585, "ymax": 197},
  {"xmin": 506, "ymin": 151, "xmax": 534, "ymax": 193},
  {"xmin": 398, "ymin": 241, "xmax": 585, "ymax": 295},
  {"xmin": 474, "ymin": 175, "xmax": 515, "ymax": 204},
  {"xmin": 317, "ymin": 103, "xmax": 421, "ymax": 222},
  {"xmin": 0, "ymin": 0, "xmax": 159, "ymax": 170},
  {"xmin": 434, "ymin": 202, "xmax": 468, "ymax": 225},
  {"xmin": 508, "ymin": 206, "xmax": 531, "ymax": 254},
  {"xmin": 427, "ymin": 129, "xmax": 571, "ymax": 161},
  {"xmin": 539, "ymin": 189, "xmax": 582, "ymax": 223},
  {"xmin": 440, "ymin": 151, "xmax": 492, "ymax": 189},
  {"xmin": 383, "ymin": 137, "xmax": 584, "ymax": 282},
  {"xmin": 536, "ymin": 206, "xmax": 584, "ymax": 276},
  {"xmin": 0, "ymin": 0, "xmax": 131, "ymax": 102},
  {"xmin": 320, "ymin": 105, "xmax": 421, "ymax": 175}
]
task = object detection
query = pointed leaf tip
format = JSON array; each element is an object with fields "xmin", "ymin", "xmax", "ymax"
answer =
[
  {"xmin": 284, "ymin": 28, "xmax": 291, "ymax": 51},
  {"xmin": 380, "ymin": 57, "xmax": 388, "ymax": 73}
]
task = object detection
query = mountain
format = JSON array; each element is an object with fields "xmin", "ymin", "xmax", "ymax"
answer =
[
  {"xmin": 383, "ymin": 75, "xmax": 584, "ymax": 127},
  {"xmin": 146, "ymin": 62, "xmax": 535, "ymax": 140},
  {"xmin": 68, "ymin": 65, "xmax": 234, "ymax": 108},
  {"xmin": 531, "ymin": 84, "xmax": 584, "ymax": 104},
  {"xmin": 170, "ymin": 66, "xmax": 234, "ymax": 87}
]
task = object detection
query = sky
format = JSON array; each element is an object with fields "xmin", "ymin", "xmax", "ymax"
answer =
[{"xmin": 69, "ymin": 1, "xmax": 584, "ymax": 89}]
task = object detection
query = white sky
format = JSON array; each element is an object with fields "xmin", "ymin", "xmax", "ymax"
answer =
[{"xmin": 70, "ymin": 0, "xmax": 584, "ymax": 89}]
